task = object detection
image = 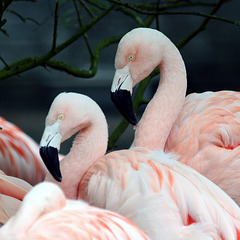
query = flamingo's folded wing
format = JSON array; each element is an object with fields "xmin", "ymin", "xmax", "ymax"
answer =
[
  {"xmin": 0, "ymin": 173, "xmax": 32, "ymax": 200},
  {"xmin": 0, "ymin": 194, "xmax": 22, "ymax": 225}
]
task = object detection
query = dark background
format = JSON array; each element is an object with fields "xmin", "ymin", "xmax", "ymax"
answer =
[{"xmin": 0, "ymin": 0, "xmax": 240, "ymax": 154}]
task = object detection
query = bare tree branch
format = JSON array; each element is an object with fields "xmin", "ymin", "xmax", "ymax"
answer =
[
  {"xmin": 127, "ymin": 1, "xmax": 218, "ymax": 11},
  {"xmin": 74, "ymin": 0, "xmax": 94, "ymax": 58},
  {"xmin": 0, "ymin": 4, "xmax": 115, "ymax": 80},
  {"xmin": 177, "ymin": 0, "xmax": 229, "ymax": 48},
  {"xmin": 45, "ymin": 34, "xmax": 122, "ymax": 77},
  {"xmin": 109, "ymin": 0, "xmax": 240, "ymax": 26}
]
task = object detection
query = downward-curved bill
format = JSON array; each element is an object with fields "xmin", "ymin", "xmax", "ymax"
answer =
[
  {"xmin": 111, "ymin": 66, "xmax": 137, "ymax": 125},
  {"xmin": 39, "ymin": 122, "xmax": 62, "ymax": 182}
]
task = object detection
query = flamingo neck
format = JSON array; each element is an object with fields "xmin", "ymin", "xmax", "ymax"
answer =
[
  {"xmin": 132, "ymin": 45, "xmax": 187, "ymax": 150},
  {"xmin": 46, "ymin": 119, "xmax": 108, "ymax": 200}
]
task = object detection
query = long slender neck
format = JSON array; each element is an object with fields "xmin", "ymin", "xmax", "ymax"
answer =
[
  {"xmin": 132, "ymin": 44, "xmax": 187, "ymax": 150},
  {"xmin": 45, "ymin": 115, "xmax": 108, "ymax": 200}
]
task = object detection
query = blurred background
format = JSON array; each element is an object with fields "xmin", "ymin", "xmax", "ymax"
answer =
[{"xmin": 0, "ymin": 0, "xmax": 240, "ymax": 154}]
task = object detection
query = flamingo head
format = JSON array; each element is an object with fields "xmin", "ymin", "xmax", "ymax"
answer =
[
  {"xmin": 39, "ymin": 92, "xmax": 99, "ymax": 182},
  {"xmin": 111, "ymin": 27, "xmax": 167, "ymax": 125}
]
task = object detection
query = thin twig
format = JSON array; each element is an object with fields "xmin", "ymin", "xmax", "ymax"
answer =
[
  {"xmin": 73, "ymin": 0, "xmax": 93, "ymax": 58},
  {"xmin": 0, "ymin": 27, "xmax": 9, "ymax": 36},
  {"xmin": 0, "ymin": 56, "xmax": 9, "ymax": 69},
  {"xmin": 130, "ymin": 1, "xmax": 218, "ymax": 11},
  {"xmin": 155, "ymin": 0, "xmax": 160, "ymax": 30},
  {"xmin": 0, "ymin": 0, "xmax": 14, "ymax": 21},
  {"xmin": 0, "ymin": 19, "xmax": 7, "ymax": 28},
  {"xmin": 85, "ymin": 0, "xmax": 107, "ymax": 11},
  {"xmin": 78, "ymin": 0, "xmax": 95, "ymax": 18},
  {"xmin": 6, "ymin": 9, "xmax": 26, "ymax": 22},
  {"xmin": 116, "ymin": 6, "xmax": 145, "ymax": 26},
  {"xmin": 177, "ymin": 0, "xmax": 228, "ymax": 48},
  {"xmin": 46, "ymin": 34, "xmax": 122, "ymax": 77},
  {"xmin": 109, "ymin": 0, "xmax": 240, "ymax": 26},
  {"xmin": 5, "ymin": 9, "xmax": 40, "ymax": 26},
  {"xmin": 51, "ymin": 0, "xmax": 59, "ymax": 53}
]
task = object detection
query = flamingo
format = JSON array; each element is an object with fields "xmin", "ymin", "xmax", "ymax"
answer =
[
  {"xmin": 40, "ymin": 92, "xmax": 240, "ymax": 239},
  {"xmin": 110, "ymin": 27, "xmax": 240, "ymax": 206},
  {"xmin": 0, "ymin": 116, "xmax": 47, "ymax": 185},
  {"xmin": 0, "ymin": 182, "xmax": 149, "ymax": 240}
]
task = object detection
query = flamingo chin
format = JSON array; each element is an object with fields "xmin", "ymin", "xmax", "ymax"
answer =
[
  {"xmin": 39, "ymin": 146, "xmax": 62, "ymax": 182},
  {"xmin": 111, "ymin": 89, "xmax": 137, "ymax": 125}
]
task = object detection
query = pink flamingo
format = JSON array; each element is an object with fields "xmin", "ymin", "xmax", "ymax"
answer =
[
  {"xmin": 0, "ymin": 169, "xmax": 32, "ymax": 225},
  {"xmin": 110, "ymin": 27, "xmax": 240, "ymax": 206},
  {"xmin": 40, "ymin": 92, "xmax": 240, "ymax": 239},
  {"xmin": 0, "ymin": 116, "xmax": 47, "ymax": 185},
  {"xmin": 0, "ymin": 182, "xmax": 149, "ymax": 240}
]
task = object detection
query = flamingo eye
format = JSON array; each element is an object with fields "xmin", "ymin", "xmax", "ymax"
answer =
[
  {"xmin": 128, "ymin": 55, "xmax": 135, "ymax": 62},
  {"xmin": 58, "ymin": 114, "xmax": 64, "ymax": 120}
]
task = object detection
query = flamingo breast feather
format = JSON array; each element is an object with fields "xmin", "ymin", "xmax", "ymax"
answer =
[{"xmin": 79, "ymin": 147, "xmax": 240, "ymax": 239}]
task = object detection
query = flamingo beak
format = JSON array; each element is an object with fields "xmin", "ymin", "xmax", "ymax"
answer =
[
  {"xmin": 39, "ymin": 122, "xmax": 62, "ymax": 182},
  {"xmin": 111, "ymin": 66, "xmax": 137, "ymax": 125}
]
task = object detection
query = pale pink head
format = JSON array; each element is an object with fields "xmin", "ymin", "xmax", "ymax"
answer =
[
  {"xmin": 39, "ymin": 92, "xmax": 108, "ymax": 182},
  {"xmin": 111, "ymin": 28, "xmax": 172, "ymax": 125}
]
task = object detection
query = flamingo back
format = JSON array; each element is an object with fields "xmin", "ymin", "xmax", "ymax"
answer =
[
  {"xmin": 80, "ymin": 147, "xmax": 240, "ymax": 239},
  {"xmin": 20, "ymin": 205, "xmax": 149, "ymax": 240},
  {"xmin": 0, "ymin": 117, "xmax": 47, "ymax": 185},
  {"xmin": 165, "ymin": 91, "xmax": 240, "ymax": 205},
  {"xmin": 0, "ymin": 182, "xmax": 149, "ymax": 240}
]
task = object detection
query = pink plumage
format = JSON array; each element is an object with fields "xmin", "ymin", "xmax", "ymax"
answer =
[
  {"xmin": 111, "ymin": 27, "xmax": 240, "ymax": 206},
  {"xmin": 165, "ymin": 91, "xmax": 240, "ymax": 205},
  {"xmin": 0, "ymin": 169, "xmax": 32, "ymax": 225},
  {"xmin": 40, "ymin": 91, "xmax": 240, "ymax": 239},
  {"xmin": 0, "ymin": 117, "xmax": 47, "ymax": 185},
  {"xmin": 0, "ymin": 182, "xmax": 149, "ymax": 240}
]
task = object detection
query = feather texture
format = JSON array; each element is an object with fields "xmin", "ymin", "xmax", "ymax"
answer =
[
  {"xmin": 0, "ymin": 182, "xmax": 149, "ymax": 240},
  {"xmin": 0, "ymin": 117, "xmax": 47, "ymax": 185}
]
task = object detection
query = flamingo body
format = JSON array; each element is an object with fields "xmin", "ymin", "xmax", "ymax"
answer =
[
  {"xmin": 80, "ymin": 147, "xmax": 240, "ymax": 239},
  {"xmin": 165, "ymin": 91, "xmax": 240, "ymax": 204},
  {"xmin": 0, "ymin": 117, "xmax": 47, "ymax": 185},
  {"xmin": 110, "ymin": 27, "xmax": 240, "ymax": 206},
  {"xmin": 0, "ymin": 182, "xmax": 149, "ymax": 240},
  {"xmin": 40, "ymin": 92, "xmax": 240, "ymax": 239}
]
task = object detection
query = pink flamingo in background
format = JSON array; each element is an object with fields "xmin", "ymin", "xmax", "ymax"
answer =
[
  {"xmin": 40, "ymin": 92, "xmax": 240, "ymax": 239},
  {"xmin": 0, "ymin": 117, "xmax": 47, "ymax": 185},
  {"xmin": 0, "ymin": 169, "xmax": 32, "ymax": 225},
  {"xmin": 110, "ymin": 27, "xmax": 240, "ymax": 206},
  {"xmin": 0, "ymin": 182, "xmax": 149, "ymax": 240}
]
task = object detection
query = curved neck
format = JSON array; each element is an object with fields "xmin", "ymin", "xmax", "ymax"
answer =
[
  {"xmin": 45, "ymin": 115, "xmax": 108, "ymax": 200},
  {"xmin": 132, "ymin": 44, "xmax": 187, "ymax": 150}
]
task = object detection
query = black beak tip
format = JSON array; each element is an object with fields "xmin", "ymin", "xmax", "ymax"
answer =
[
  {"xmin": 40, "ymin": 146, "xmax": 62, "ymax": 182},
  {"xmin": 110, "ymin": 90, "xmax": 137, "ymax": 126}
]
